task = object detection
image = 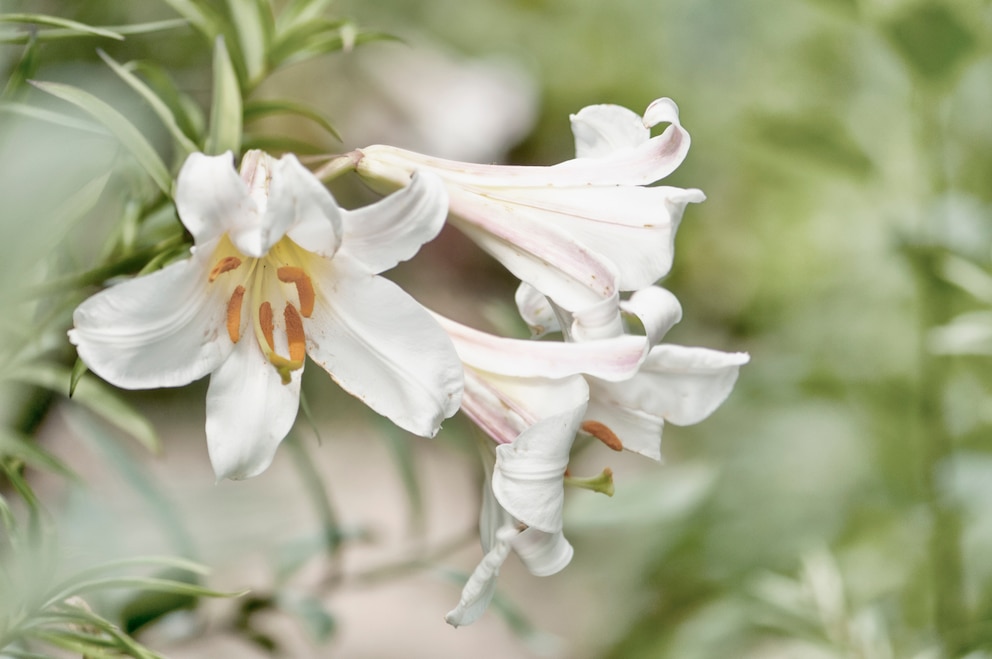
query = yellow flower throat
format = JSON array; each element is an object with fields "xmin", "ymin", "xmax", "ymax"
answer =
[{"xmin": 208, "ymin": 235, "xmax": 316, "ymax": 384}]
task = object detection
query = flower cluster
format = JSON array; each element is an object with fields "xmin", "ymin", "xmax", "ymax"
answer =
[{"xmin": 69, "ymin": 97, "xmax": 747, "ymax": 624}]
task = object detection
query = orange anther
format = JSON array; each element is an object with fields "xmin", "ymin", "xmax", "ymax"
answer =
[
  {"xmin": 226, "ymin": 285, "xmax": 245, "ymax": 343},
  {"xmin": 284, "ymin": 303, "xmax": 306, "ymax": 363},
  {"xmin": 581, "ymin": 420, "xmax": 623, "ymax": 452},
  {"xmin": 209, "ymin": 256, "xmax": 242, "ymax": 282},
  {"xmin": 277, "ymin": 266, "xmax": 315, "ymax": 317},
  {"xmin": 259, "ymin": 301, "xmax": 275, "ymax": 351}
]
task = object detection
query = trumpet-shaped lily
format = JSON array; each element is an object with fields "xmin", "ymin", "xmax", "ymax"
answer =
[
  {"xmin": 348, "ymin": 97, "xmax": 705, "ymax": 339},
  {"xmin": 70, "ymin": 150, "xmax": 463, "ymax": 480},
  {"xmin": 517, "ymin": 283, "xmax": 749, "ymax": 461}
]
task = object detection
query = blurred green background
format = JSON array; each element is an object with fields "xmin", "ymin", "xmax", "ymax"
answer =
[{"xmin": 2, "ymin": 0, "xmax": 992, "ymax": 657}]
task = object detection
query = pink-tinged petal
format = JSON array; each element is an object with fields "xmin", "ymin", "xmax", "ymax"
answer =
[
  {"xmin": 205, "ymin": 337, "xmax": 302, "ymax": 480},
  {"xmin": 69, "ymin": 245, "xmax": 234, "ymax": 389},
  {"xmin": 436, "ymin": 314, "xmax": 646, "ymax": 382},
  {"xmin": 492, "ymin": 376, "xmax": 588, "ymax": 532},
  {"xmin": 444, "ymin": 524, "xmax": 516, "ymax": 627},
  {"xmin": 175, "ymin": 152, "xmax": 254, "ymax": 245},
  {"xmin": 515, "ymin": 282, "xmax": 561, "ymax": 338},
  {"xmin": 512, "ymin": 528, "xmax": 573, "ymax": 577},
  {"xmin": 338, "ymin": 171, "xmax": 448, "ymax": 274},
  {"xmin": 620, "ymin": 286, "xmax": 683, "ymax": 346},
  {"xmin": 254, "ymin": 154, "xmax": 344, "ymax": 258},
  {"xmin": 571, "ymin": 103, "xmax": 649, "ymax": 158},
  {"xmin": 483, "ymin": 184, "xmax": 704, "ymax": 290},
  {"xmin": 569, "ymin": 291, "xmax": 625, "ymax": 341},
  {"xmin": 583, "ymin": 392, "xmax": 666, "ymax": 461},
  {"xmin": 305, "ymin": 254, "xmax": 463, "ymax": 437},
  {"xmin": 460, "ymin": 371, "xmax": 530, "ymax": 445}
]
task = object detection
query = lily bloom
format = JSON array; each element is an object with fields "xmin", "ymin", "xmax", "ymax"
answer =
[
  {"xmin": 517, "ymin": 283, "xmax": 749, "ymax": 461},
  {"xmin": 70, "ymin": 150, "xmax": 463, "ymax": 480},
  {"xmin": 348, "ymin": 97, "xmax": 704, "ymax": 339}
]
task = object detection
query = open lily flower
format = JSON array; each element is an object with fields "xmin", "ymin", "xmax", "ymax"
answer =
[
  {"xmin": 70, "ymin": 150, "xmax": 463, "ymax": 480},
  {"xmin": 517, "ymin": 283, "xmax": 750, "ymax": 461},
  {"xmin": 350, "ymin": 97, "xmax": 704, "ymax": 339},
  {"xmin": 436, "ymin": 314, "xmax": 645, "ymax": 532}
]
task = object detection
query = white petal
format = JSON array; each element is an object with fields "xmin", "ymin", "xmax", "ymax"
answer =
[
  {"xmin": 305, "ymin": 254, "xmax": 463, "ymax": 437},
  {"xmin": 492, "ymin": 377, "xmax": 587, "ymax": 532},
  {"xmin": 511, "ymin": 528, "xmax": 573, "ymax": 577},
  {"xmin": 620, "ymin": 286, "xmax": 683, "ymax": 346},
  {"xmin": 444, "ymin": 525, "xmax": 516, "ymax": 628},
  {"xmin": 589, "ymin": 345, "xmax": 748, "ymax": 447},
  {"xmin": 205, "ymin": 337, "xmax": 302, "ymax": 480},
  {"xmin": 436, "ymin": 314, "xmax": 646, "ymax": 382},
  {"xmin": 250, "ymin": 154, "xmax": 343, "ymax": 258},
  {"xmin": 175, "ymin": 152, "xmax": 253, "ymax": 245},
  {"xmin": 571, "ymin": 103, "xmax": 649, "ymax": 159},
  {"xmin": 69, "ymin": 246, "xmax": 234, "ymax": 389},
  {"xmin": 338, "ymin": 171, "xmax": 448, "ymax": 274},
  {"xmin": 514, "ymin": 282, "xmax": 561, "ymax": 337},
  {"xmin": 583, "ymin": 391, "xmax": 666, "ymax": 461}
]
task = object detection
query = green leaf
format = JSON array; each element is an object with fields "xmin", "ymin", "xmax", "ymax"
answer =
[
  {"xmin": 0, "ymin": 429, "xmax": 75, "ymax": 479},
  {"xmin": 244, "ymin": 98, "xmax": 341, "ymax": 141},
  {"xmin": 2, "ymin": 31, "xmax": 39, "ymax": 99},
  {"xmin": 10, "ymin": 363, "xmax": 160, "ymax": 454},
  {"xmin": 204, "ymin": 36, "xmax": 242, "ymax": 156},
  {"xmin": 47, "ymin": 576, "xmax": 246, "ymax": 606},
  {"xmin": 277, "ymin": 0, "xmax": 336, "ymax": 32},
  {"xmin": 225, "ymin": 0, "xmax": 272, "ymax": 87},
  {"xmin": 271, "ymin": 23, "xmax": 397, "ymax": 69},
  {"xmin": 0, "ymin": 18, "xmax": 189, "ymax": 44},
  {"xmin": 157, "ymin": 0, "xmax": 221, "ymax": 41},
  {"xmin": 0, "ymin": 13, "xmax": 123, "ymax": 40},
  {"xmin": 127, "ymin": 61, "xmax": 205, "ymax": 144},
  {"xmin": 97, "ymin": 50, "xmax": 199, "ymax": 158},
  {"xmin": 0, "ymin": 102, "xmax": 105, "ymax": 133},
  {"xmin": 884, "ymin": 2, "xmax": 977, "ymax": 84},
  {"xmin": 30, "ymin": 81, "xmax": 172, "ymax": 194}
]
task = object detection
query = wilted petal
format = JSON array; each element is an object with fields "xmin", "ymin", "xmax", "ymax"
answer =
[
  {"xmin": 305, "ymin": 254, "xmax": 462, "ymax": 437},
  {"xmin": 492, "ymin": 375, "xmax": 588, "ymax": 532},
  {"xmin": 338, "ymin": 171, "xmax": 448, "ymax": 274},
  {"xmin": 512, "ymin": 528, "xmax": 573, "ymax": 577},
  {"xmin": 69, "ymin": 246, "xmax": 234, "ymax": 389},
  {"xmin": 205, "ymin": 337, "xmax": 302, "ymax": 480},
  {"xmin": 444, "ymin": 525, "xmax": 516, "ymax": 628},
  {"xmin": 515, "ymin": 282, "xmax": 561, "ymax": 338},
  {"xmin": 175, "ymin": 152, "xmax": 252, "ymax": 245},
  {"xmin": 571, "ymin": 103, "xmax": 649, "ymax": 159}
]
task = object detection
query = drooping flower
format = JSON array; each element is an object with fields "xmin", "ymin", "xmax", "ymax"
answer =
[
  {"xmin": 70, "ymin": 150, "xmax": 463, "ymax": 480},
  {"xmin": 347, "ymin": 97, "xmax": 704, "ymax": 339}
]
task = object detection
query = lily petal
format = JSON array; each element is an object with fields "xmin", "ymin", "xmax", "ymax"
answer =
[
  {"xmin": 571, "ymin": 103, "xmax": 649, "ymax": 158},
  {"xmin": 620, "ymin": 286, "xmax": 683, "ymax": 346},
  {"xmin": 512, "ymin": 528, "xmax": 573, "ymax": 577},
  {"xmin": 514, "ymin": 282, "xmax": 561, "ymax": 338},
  {"xmin": 436, "ymin": 313, "xmax": 646, "ymax": 382},
  {"xmin": 444, "ymin": 524, "xmax": 516, "ymax": 628},
  {"xmin": 262, "ymin": 154, "xmax": 343, "ymax": 258},
  {"xmin": 338, "ymin": 171, "xmax": 448, "ymax": 274},
  {"xmin": 305, "ymin": 254, "xmax": 463, "ymax": 437},
  {"xmin": 69, "ymin": 245, "xmax": 234, "ymax": 389},
  {"xmin": 492, "ymin": 375, "xmax": 588, "ymax": 532},
  {"xmin": 175, "ymin": 152, "xmax": 253, "ymax": 245},
  {"xmin": 205, "ymin": 337, "xmax": 302, "ymax": 480}
]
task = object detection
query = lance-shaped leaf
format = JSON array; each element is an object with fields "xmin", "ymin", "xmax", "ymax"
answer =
[{"xmin": 204, "ymin": 36, "xmax": 242, "ymax": 156}]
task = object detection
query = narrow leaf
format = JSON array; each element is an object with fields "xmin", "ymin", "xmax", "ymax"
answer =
[
  {"xmin": 2, "ymin": 31, "xmax": 39, "ymax": 98},
  {"xmin": 243, "ymin": 98, "xmax": 341, "ymax": 140},
  {"xmin": 0, "ymin": 429, "xmax": 75, "ymax": 479},
  {"xmin": 225, "ymin": 0, "xmax": 271, "ymax": 87},
  {"xmin": 157, "ymin": 0, "xmax": 220, "ymax": 41},
  {"xmin": 30, "ymin": 81, "xmax": 172, "ymax": 194},
  {"xmin": 0, "ymin": 102, "xmax": 105, "ymax": 133},
  {"xmin": 204, "ymin": 36, "xmax": 242, "ymax": 156},
  {"xmin": 0, "ymin": 13, "xmax": 123, "ymax": 39},
  {"xmin": 277, "ymin": 0, "xmax": 336, "ymax": 32},
  {"xmin": 0, "ymin": 18, "xmax": 189, "ymax": 44},
  {"xmin": 98, "ymin": 50, "xmax": 198, "ymax": 157}
]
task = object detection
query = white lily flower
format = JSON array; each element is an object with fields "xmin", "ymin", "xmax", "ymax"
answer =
[
  {"xmin": 517, "ymin": 283, "xmax": 750, "ymax": 461},
  {"xmin": 436, "ymin": 314, "xmax": 644, "ymax": 532},
  {"xmin": 70, "ymin": 150, "xmax": 463, "ymax": 480},
  {"xmin": 351, "ymin": 97, "xmax": 704, "ymax": 339}
]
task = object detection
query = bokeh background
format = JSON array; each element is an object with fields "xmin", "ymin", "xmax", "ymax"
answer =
[{"xmin": 2, "ymin": 0, "xmax": 992, "ymax": 657}]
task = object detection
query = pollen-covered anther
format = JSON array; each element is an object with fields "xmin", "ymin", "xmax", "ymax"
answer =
[
  {"xmin": 277, "ymin": 266, "xmax": 315, "ymax": 317},
  {"xmin": 209, "ymin": 256, "xmax": 242, "ymax": 282},
  {"xmin": 226, "ymin": 286, "xmax": 245, "ymax": 342},
  {"xmin": 581, "ymin": 420, "xmax": 623, "ymax": 451},
  {"xmin": 284, "ymin": 303, "xmax": 306, "ymax": 363},
  {"xmin": 258, "ymin": 301, "xmax": 275, "ymax": 351}
]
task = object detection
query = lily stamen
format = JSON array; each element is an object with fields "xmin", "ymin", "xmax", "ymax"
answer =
[
  {"xmin": 277, "ymin": 266, "xmax": 315, "ymax": 317},
  {"xmin": 209, "ymin": 256, "xmax": 242, "ymax": 282},
  {"xmin": 226, "ymin": 286, "xmax": 245, "ymax": 342}
]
